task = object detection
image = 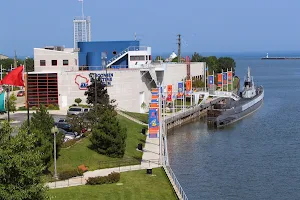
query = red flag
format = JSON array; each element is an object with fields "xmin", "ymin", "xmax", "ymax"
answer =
[{"xmin": 1, "ymin": 66, "xmax": 24, "ymax": 86}]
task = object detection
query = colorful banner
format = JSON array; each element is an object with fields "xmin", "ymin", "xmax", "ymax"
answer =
[
  {"xmin": 217, "ymin": 73, "xmax": 222, "ymax": 87},
  {"xmin": 148, "ymin": 108, "xmax": 159, "ymax": 137},
  {"xmin": 177, "ymin": 82, "xmax": 184, "ymax": 99},
  {"xmin": 166, "ymin": 85, "xmax": 172, "ymax": 102},
  {"xmin": 185, "ymin": 79, "xmax": 192, "ymax": 96},
  {"xmin": 0, "ymin": 92, "xmax": 5, "ymax": 112},
  {"xmin": 228, "ymin": 71, "xmax": 232, "ymax": 83},
  {"xmin": 208, "ymin": 75, "xmax": 214, "ymax": 85},
  {"xmin": 223, "ymin": 72, "xmax": 227, "ymax": 85}
]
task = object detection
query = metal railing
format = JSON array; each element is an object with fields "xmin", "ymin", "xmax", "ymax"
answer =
[
  {"xmin": 107, "ymin": 48, "xmax": 129, "ymax": 65},
  {"xmin": 165, "ymin": 165, "xmax": 189, "ymax": 200},
  {"xmin": 79, "ymin": 65, "xmax": 128, "ymax": 71},
  {"xmin": 128, "ymin": 46, "xmax": 148, "ymax": 51}
]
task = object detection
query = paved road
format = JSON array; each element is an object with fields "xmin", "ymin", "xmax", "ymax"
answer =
[{"xmin": 0, "ymin": 112, "xmax": 66, "ymax": 135}]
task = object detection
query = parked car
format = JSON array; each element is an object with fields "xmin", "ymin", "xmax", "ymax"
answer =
[
  {"xmin": 17, "ymin": 90, "xmax": 25, "ymax": 97},
  {"xmin": 55, "ymin": 121, "xmax": 72, "ymax": 132},
  {"xmin": 67, "ymin": 107, "xmax": 85, "ymax": 116},
  {"xmin": 58, "ymin": 128, "xmax": 80, "ymax": 142}
]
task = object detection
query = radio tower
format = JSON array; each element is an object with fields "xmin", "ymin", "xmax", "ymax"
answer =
[{"xmin": 73, "ymin": 0, "xmax": 91, "ymax": 49}]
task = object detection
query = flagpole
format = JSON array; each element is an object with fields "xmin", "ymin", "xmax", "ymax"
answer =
[
  {"xmin": 227, "ymin": 68, "xmax": 229, "ymax": 92},
  {"xmin": 24, "ymin": 59, "xmax": 30, "ymax": 134},
  {"xmin": 213, "ymin": 70, "xmax": 215, "ymax": 91},
  {"xmin": 204, "ymin": 63, "xmax": 206, "ymax": 92},
  {"xmin": 222, "ymin": 69, "xmax": 224, "ymax": 91},
  {"xmin": 231, "ymin": 67, "xmax": 233, "ymax": 92}
]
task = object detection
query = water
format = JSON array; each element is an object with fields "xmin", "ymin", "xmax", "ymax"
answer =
[{"xmin": 167, "ymin": 57, "xmax": 300, "ymax": 200}]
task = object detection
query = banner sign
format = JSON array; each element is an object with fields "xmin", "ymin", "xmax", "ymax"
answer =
[
  {"xmin": 223, "ymin": 72, "xmax": 227, "ymax": 85},
  {"xmin": 185, "ymin": 79, "xmax": 192, "ymax": 96},
  {"xmin": 148, "ymin": 108, "xmax": 159, "ymax": 138},
  {"xmin": 0, "ymin": 91, "xmax": 5, "ymax": 112},
  {"xmin": 217, "ymin": 74, "xmax": 222, "ymax": 87},
  {"xmin": 166, "ymin": 85, "xmax": 173, "ymax": 102},
  {"xmin": 228, "ymin": 71, "xmax": 232, "ymax": 83},
  {"xmin": 177, "ymin": 82, "xmax": 184, "ymax": 99},
  {"xmin": 208, "ymin": 75, "xmax": 214, "ymax": 85}
]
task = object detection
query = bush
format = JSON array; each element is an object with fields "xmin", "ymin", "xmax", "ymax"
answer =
[
  {"xmin": 82, "ymin": 131, "xmax": 91, "ymax": 138},
  {"xmin": 31, "ymin": 106, "xmax": 37, "ymax": 110},
  {"xmin": 86, "ymin": 172, "xmax": 120, "ymax": 185},
  {"xmin": 47, "ymin": 104, "xmax": 59, "ymax": 110},
  {"xmin": 59, "ymin": 169, "xmax": 83, "ymax": 180}
]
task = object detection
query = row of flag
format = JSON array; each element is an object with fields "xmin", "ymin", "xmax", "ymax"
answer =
[{"xmin": 208, "ymin": 68, "xmax": 233, "ymax": 88}]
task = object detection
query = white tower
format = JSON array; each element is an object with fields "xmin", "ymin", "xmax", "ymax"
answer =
[{"xmin": 73, "ymin": 0, "xmax": 91, "ymax": 49}]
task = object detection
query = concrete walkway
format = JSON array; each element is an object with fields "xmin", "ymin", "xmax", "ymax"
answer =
[{"xmin": 47, "ymin": 111, "xmax": 160, "ymax": 189}]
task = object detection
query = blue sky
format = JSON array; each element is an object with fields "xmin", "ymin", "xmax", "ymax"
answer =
[{"xmin": 2, "ymin": 0, "xmax": 300, "ymax": 57}]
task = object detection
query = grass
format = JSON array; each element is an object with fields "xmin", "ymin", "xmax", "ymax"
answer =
[
  {"xmin": 49, "ymin": 115, "xmax": 147, "ymax": 174},
  {"xmin": 48, "ymin": 168, "xmax": 177, "ymax": 200},
  {"xmin": 123, "ymin": 111, "xmax": 148, "ymax": 124}
]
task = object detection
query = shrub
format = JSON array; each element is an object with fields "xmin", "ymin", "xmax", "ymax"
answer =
[
  {"xmin": 59, "ymin": 169, "xmax": 83, "ymax": 180},
  {"xmin": 48, "ymin": 104, "xmax": 59, "ymax": 110},
  {"xmin": 31, "ymin": 106, "xmax": 37, "ymax": 110},
  {"xmin": 86, "ymin": 172, "xmax": 120, "ymax": 185},
  {"xmin": 75, "ymin": 98, "xmax": 82, "ymax": 105},
  {"xmin": 82, "ymin": 131, "xmax": 91, "ymax": 138}
]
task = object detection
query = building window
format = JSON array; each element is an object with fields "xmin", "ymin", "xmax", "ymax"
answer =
[
  {"xmin": 52, "ymin": 60, "xmax": 57, "ymax": 66},
  {"xmin": 149, "ymin": 55, "xmax": 152, "ymax": 60},
  {"xmin": 40, "ymin": 60, "xmax": 46, "ymax": 66},
  {"xmin": 130, "ymin": 56, "xmax": 145, "ymax": 61},
  {"xmin": 63, "ymin": 60, "xmax": 69, "ymax": 66}
]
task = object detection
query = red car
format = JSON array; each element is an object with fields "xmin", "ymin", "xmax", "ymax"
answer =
[{"xmin": 17, "ymin": 91, "xmax": 25, "ymax": 97}]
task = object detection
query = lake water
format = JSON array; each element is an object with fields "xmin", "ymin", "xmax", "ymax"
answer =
[{"xmin": 167, "ymin": 58, "xmax": 300, "ymax": 200}]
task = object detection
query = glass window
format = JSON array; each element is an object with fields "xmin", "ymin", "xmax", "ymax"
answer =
[
  {"xmin": 63, "ymin": 60, "xmax": 69, "ymax": 66},
  {"xmin": 52, "ymin": 60, "xmax": 57, "ymax": 66},
  {"xmin": 68, "ymin": 107, "xmax": 82, "ymax": 112},
  {"xmin": 40, "ymin": 60, "xmax": 46, "ymax": 66}
]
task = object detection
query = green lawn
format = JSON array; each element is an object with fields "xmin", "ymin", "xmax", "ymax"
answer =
[
  {"xmin": 123, "ymin": 111, "xmax": 148, "ymax": 124},
  {"xmin": 48, "ymin": 168, "xmax": 177, "ymax": 200},
  {"xmin": 50, "ymin": 115, "xmax": 147, "ymax": 174}
]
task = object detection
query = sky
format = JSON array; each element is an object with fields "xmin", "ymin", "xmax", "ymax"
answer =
[{"xmin": 1, "ymin": 0, "xmax": 300, "ymax": 57}]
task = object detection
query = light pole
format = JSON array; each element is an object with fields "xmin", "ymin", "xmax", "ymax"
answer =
[
  {"xmin": 25, "ymin": 57, "xmax": 30, "ymax": 134},
  {"xmin": 51, "ymin": 126, "xmax": 59, "ymax": 180}
]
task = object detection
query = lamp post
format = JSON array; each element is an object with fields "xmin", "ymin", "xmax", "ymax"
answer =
[
  {"xmin": 25, "ymin": 57, "xmax": 30, "ymax": 134},
  {"xmin": 101, "ymin": 52, "xmax": 107, "ymax": 87},
  {"xmin": 51, "ymin": 126, "xmax": 59, "ymax": 180}
]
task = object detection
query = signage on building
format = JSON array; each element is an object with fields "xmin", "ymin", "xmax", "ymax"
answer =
[
  {"xmin": 75, "ymin": 74, "xmax": 89, "ymax": 90},
  {"xmin": 97, "ymin": 73, "xmax": 113, "ymax": 86}
]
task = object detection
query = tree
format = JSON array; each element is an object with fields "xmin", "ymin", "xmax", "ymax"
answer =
[
  {"xmin": 191, "ymin": 52, "xmax": 206, "ymax": 62},
  {"xmin": 67, "ymin": 114, "xmax": 86, "ymax": 134},
  {"xmin": 29, "ymin": 104, "xmax": 63, "ymax": 170},
  {"xmin": 74, "ymin": 98, "xmax": 82, "ymax": 106},
  {"xmin": 84, "ymin": 78, "xmax": 115, "ymax": 108},
  {"xmin": 0, "ymin": 121, "xmax": 49, "ymax": 200},
  {"xmin": 90, "ymin": 108, "xmax": 127, "ymax": 158},
  {"xmin": 6, "ymin": 93, "xmax": 17, "ymax": 113},
  {"xmin": 218, "ymin": 57, "xmax": 236, "ymax": 73}
]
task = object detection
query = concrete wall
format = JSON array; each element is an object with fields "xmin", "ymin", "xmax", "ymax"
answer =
[
  {"xmin": 34, "ymin": 48, "xmax": 78, "ymax": 72},
  {"xmin": 57, "ymin": 68, "xmax": 154, "ymax": 113},
  {"xmin": 162, "ymin": 62, "xmax": 205, "ymax": 92}
]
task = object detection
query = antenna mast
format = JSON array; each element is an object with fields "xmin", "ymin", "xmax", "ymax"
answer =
[{"xmin": 177, "ymin": 34, "xmax": 181, "ymax": 63}]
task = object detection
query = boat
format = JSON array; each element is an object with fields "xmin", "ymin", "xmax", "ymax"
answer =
[{"xmin": 207, "ymin": 67, "xmax": 264, "ymax": 128}]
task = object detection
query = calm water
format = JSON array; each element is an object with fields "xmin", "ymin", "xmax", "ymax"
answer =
[{"xmin": 168, "ymin": 58, "xmax": 300, "ymax": 200}]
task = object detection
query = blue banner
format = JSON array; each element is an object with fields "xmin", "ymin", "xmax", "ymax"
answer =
[
  {"xmin": 148, "ymin": 108, "xmax": 159, "ymax": 128},
  {"xmin": 177, "ymin": 82, "xmax": 184, "ymax": 99},
  {"xmin": 223, "ymin": 72, "xmax": 227, "ymax": 81},
  {"xmin": 208, "ymin": 75, "xmax": 214, "ymax": 85},
  {"xmin": 0, "ymin": 92, "xmax": 5, "ymax": 112}
]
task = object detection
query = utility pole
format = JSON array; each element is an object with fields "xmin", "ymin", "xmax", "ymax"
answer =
[
  {"xmin": 101, "ymin": 52, "xmax": 108, "ymax": 87},
  {"xmin": 25, "ymin": 58, "xmax": 30, "ymax": 134},
  {"xmin": 13, "ymin": 50, "xmax": 17, "ymax": 68},
  {"xmin": 177, "ymin": 34, "xmax": 181, "ymax": 63}
]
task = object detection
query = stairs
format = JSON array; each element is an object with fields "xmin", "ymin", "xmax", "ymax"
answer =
[
  {"xmin": 148, "ymin": 69, "xmax": 158, "ymax": 87},
  {"xmin": 106, "ymin": 48, "xmax": 129, "ymax": 68}
]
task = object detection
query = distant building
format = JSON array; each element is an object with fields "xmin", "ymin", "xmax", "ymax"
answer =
[
  {"xmin": 0, "ymin": 54, "xmax": 9, "ymax": 60},
  {"xmin": 73, "ymin": 16, "xmax": 91, "ymax": 49}
]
